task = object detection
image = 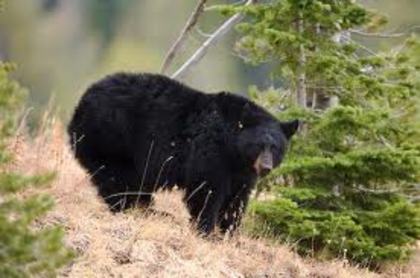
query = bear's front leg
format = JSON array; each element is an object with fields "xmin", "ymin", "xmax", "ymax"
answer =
[
  {"xmin": 219, "ymin": 183, "xmax": 253, "ymax": 235},
  {"xmin": 184, "ymin": 158, "xmax": 231, "ymax": 234},
  {"xmin": 184, "ymin": 134, "xmax": 232, "ymax": 235},
  {"xmin": 185, "ymin": 185, "xmax": 227, "ymax": 235}
]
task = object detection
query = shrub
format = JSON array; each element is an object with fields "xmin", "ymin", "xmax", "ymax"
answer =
[{"xmin": 0, "ymin": 62, "xmax": 73, "ymax": 277}]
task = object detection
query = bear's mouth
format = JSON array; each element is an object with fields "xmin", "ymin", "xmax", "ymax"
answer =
[{"xmin": 253, "ymin": 148, "xmax": 273, "ymax": 177}]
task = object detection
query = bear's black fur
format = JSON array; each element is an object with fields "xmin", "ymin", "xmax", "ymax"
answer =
[{"xmin": 68, "ymin": 73, "xmax": 298, "ymax": 234}]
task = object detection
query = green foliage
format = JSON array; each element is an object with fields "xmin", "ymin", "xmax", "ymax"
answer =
[
  {"xmin": 0, "ymin": 62, "xmax": 73, "ymax": 277},
  {"xmin": 251, "ymin": 90, "xmax": 420, "ymax": 267},
  {"xmin": 223, "ymin": 0, "xmax": 420, "ymax": 268},
  {"xmin": 248, "ymin": 188, "xmax": 419, "ymax": 265},
  {"xmin": 0, "ymin": 63, "xmax": 27, "ymax": 137}
]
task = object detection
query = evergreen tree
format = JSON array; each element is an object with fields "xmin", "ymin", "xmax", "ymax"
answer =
[
  {"xmin": 0, "ymin": 62, "xmax": 73, "ymax": 277},
  {"xmin": 220, "ymin": 0, "xmax": 420, "ymax": 268}
]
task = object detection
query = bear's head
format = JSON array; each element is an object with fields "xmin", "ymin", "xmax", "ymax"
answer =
[{"xmin": 235, "ymin": 104, "xmax": 299, "ymax": 177}]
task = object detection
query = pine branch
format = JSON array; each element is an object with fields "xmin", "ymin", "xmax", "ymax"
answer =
[
  {"xmin": 171, "ymin": 0, "xmax": 257, "ymax": 80},
  {"xmin": 160, "ymin": 0, "xmax": 208, "ymax": 74}
]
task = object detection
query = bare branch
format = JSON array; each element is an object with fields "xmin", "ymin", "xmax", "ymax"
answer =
[
  {"xmin": 172, "ymin": 0, "xmax": 257, "ymax": 80},
  {"xmin": 195, "ymin": 26, "xmax": 212, "ymax": 38},
  {"xmin": 355, "ymin": 186, "xmax": 400, "ymax": 194},
  {"xmin": 204, "ymin": 0, "xmax": 247, "ymax": 12},
  {"xmin": 160, "ymin": 0, "xmax": 208, "ymax": 74},
  {"xmin": 350, "ymin": 25, "xmax": 420, "ymax": 38},
  {"xmin": 350, "ymin": 29, "xmax": 406, "ymax": 38},
  {"xmin": 409, "ymin": 196, "xmax": 420, "ymax": 202},
  {"xmin": 348, "ymin": 38, "xmax": 379, "ymax": 56}
]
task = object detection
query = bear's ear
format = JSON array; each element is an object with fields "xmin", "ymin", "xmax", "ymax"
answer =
[{"xmin": 280, "ymin": 119, "xmax": 299, "ymax": 139}]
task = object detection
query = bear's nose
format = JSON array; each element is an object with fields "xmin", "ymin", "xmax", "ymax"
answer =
[
  {"xmin": 253, "ymin": 147, "xmax": 273, "ymax": 177},
  {"xmin": 259, "ymin": 166, "xmax": 272, "ymax": 177}
]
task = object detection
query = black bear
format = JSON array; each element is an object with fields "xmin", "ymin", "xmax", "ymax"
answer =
[{"xmin": 68, "ymin": 73, "xmax": 298, "ymax": 234}]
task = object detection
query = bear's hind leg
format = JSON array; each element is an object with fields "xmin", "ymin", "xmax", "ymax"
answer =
[{"xmin": 89, "ymin": 159, "xmax": 154, "ymax": 211}]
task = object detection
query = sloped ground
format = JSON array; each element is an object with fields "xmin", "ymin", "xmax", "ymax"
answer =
[{"xmin": 9, "ymin": 121, "xmax": 418, "ymax": 277}]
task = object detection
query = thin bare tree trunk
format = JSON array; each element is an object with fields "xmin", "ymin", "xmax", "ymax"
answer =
[
  {"xmin": 160, "ymin": 0, "xmax": 208, "ymax": 74},
  {"xmin": 296, "ymin": 12, "xmax": 307, "ymax": 108},
  {"xmin": 172, "ymin": 0, "xmax": 257, "ymax": 80}
]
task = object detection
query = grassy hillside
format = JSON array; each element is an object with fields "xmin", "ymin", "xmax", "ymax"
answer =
[{"xmin": 8, "ymin": 117, "xmax": 418, "ymax": 278}]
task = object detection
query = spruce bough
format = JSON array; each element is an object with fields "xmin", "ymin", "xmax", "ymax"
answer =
[
  {"xmin": 0, "ymin": 62, "xmax": 73, "ymax": 277},
  {"xmin": 219, "ymin": 0, "xmax": 420, "ymax": 268}
]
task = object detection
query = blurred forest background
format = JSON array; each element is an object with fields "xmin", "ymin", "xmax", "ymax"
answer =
[
  {"xmin": 1, "ymin": 1, "xmax": 420, "ymax": 275},
  {"xmin": 0, "ymin": 0, "xmax": 419, "ymax": 122}
]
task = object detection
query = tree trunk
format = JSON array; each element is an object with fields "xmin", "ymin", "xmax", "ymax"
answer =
[{"xmin": 296, "ymin": 13, "xmax": 307, "ymax": 108}]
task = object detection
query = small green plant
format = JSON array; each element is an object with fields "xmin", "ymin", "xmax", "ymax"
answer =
[{"xmin": 0, "ymin": 62, "xmax": 73, "ymax": 277}]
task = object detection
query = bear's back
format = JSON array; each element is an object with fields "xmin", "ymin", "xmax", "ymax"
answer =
[
  {"xmin": 81, "ymin": 73, "xmax": 202, "ymax": 110},
  {"xmin": 69, "ymin": 73, "xmax": 210, "ymax": 157}
]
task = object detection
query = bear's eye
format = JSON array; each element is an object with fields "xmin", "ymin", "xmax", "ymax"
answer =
[
  {"xmin": 244, "ymin": 142, "xmax": 261, "ymax": 154},
  {"xmin": 271, "ymin": 144, "xmax": 279, "ymax": 151},
  {"xmin": 270, "ymin": 144, "xmax": 283, "ymax": 155}
]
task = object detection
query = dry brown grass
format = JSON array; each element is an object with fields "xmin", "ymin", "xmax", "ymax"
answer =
[{"xmin": 8, "ymin": 119, "xmax": 419, "ymax": 278}]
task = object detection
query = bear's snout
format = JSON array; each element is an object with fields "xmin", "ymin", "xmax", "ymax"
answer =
[{"xmin": 253, "ymin": 147, "xmax": 273, "ymax": 176}]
